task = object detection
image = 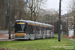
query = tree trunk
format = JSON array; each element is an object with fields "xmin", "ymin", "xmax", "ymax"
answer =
[{"xmin": 5, "ymin": 16, "xmax": 9, "ymax": 29}]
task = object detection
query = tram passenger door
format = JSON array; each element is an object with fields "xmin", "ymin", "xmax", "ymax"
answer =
[
  {"xmin": 36, "ymin": 26, "xmax": 42, "ymax": 38},
  {"xmin": 51, "ymin": 29, "xmax": 54, "ymax": 38},
  {"xmin": 27, "ymin": 25, "xmax": 35, "ymax": 40},
  {"xmin": 26, "ymin": 25, "xmax": 31, "ymax": 39},
  {"xmin": 46, "ymin": 28, "xmax": 51, "ymax": 38},
  {"xmin": 44, "ymin": 27, "xmax": 47, "ymax": 38}
]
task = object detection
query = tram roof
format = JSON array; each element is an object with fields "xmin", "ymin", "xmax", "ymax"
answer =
[{"xmin": 16, "ymin": 20, "xmax": 54, "ymax": 27}]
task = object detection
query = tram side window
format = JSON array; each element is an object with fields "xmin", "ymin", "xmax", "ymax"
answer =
[{"xmin": 27, "ymin": 25, "xmax": 35, "ymax": 34}]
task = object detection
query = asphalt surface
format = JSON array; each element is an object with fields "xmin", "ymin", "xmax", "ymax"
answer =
[
  {"xmin": 0, "ymin": 39, "xmax": 15, "ymax": 41},
  {"xmin": 0, "ymin": 34, "xmax": 15, "ymax": 41}
]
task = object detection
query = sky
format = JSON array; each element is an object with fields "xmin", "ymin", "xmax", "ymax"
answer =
[{"xmin": 44, "ymin": 0, "xmax": 70, "ymax": 15}]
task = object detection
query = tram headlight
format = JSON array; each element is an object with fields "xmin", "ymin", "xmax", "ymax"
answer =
[{"xmin": 24, "ymin": 34, "xmax": 26, "ymax": 36}]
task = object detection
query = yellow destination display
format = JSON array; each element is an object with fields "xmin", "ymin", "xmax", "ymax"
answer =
[{"xmin": 17, "ymin": 22, "xmax": 25, "ymax": 24}]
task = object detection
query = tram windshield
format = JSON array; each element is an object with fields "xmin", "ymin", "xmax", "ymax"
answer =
[{"xmin": 14, "ymin": 22, "xmax": 27, "ymax": 33}]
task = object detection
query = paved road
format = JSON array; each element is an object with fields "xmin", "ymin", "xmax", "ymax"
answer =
[
  {"xmin": 0, "ymin": 34, "xmax": 14, "ymax": 39},
  {"xmin": 0, "ymin": 34, "xmax": 15, "ymax": 41},
  {"xmin": 0, "ymin": 39, "xmax": 15, "ymax": 41}
]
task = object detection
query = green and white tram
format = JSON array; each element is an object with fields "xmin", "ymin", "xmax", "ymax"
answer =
[{"xmin": 14, "ymin": 20, "xmax": 54, "ymax": 40}]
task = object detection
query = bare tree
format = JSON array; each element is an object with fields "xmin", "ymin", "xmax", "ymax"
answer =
[
  {"xmin": 26, "ymin": 0, "xmax": 47, "ymax": 21},
  {"xmin": 67, "ymin": 0, "xmax": 75, "ymax": 37},
  {"xmin": 69, "ymin": 0, "xmax": 75, "ymax": 37},
  {"xmin": 0, "ymin": 0, "xmax": 47, "ymax": 30}
]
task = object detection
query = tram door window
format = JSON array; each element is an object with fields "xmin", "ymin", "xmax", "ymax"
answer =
[
  {"xmin": 51, "ymin": 29, "xmax": 54, "ymax": 35},
  {"xmin": 43, "ymin": 27, "xmax": 45, "ymax": 34},
  {"xmin": 49, "ymin": 28, "xmax": 51, "ymax": 34},
  {"xmin": 36, "ymin": 26, "xmax": 40, "ymax": 34},
  {"xmin": 32, "ymin": 26, "xmax": 36, "ymax": 34},
  {"xmin": 39, "ymin": 26, "xmax": 41, "ymax": 34},
  {"xmin": 27, "ymin": 25, "xmax": 31, "ymax": 34},
  {"xmin": 41, "ymin": 27, "xmax": 44, "ymax": 34},
  {"xmin": 47, "ymin": 28, "xmax": 51, "ymax": 34},
  {"xmin": 36, "ymin": 26, "xmax": 38, "ymax": 34},
  {"xmin": 45, "ymin": 27, "xmax": 47, "ymax": 34},
  {"xmin": 44, "ymin": 27, "xmax": 46, "ymax": 34},
  {"xmin": 39, "ymin": 27, "xmax": 41, "ymax": 34}
]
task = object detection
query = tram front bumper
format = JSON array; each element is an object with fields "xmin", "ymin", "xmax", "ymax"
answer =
[
  {"xmin": 15, "ymin": 36, "xmax": 25, "ymax": 39},
  {"xmin": 15, "ymin": 36, "xmax": 29, "ymax": 39}
]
